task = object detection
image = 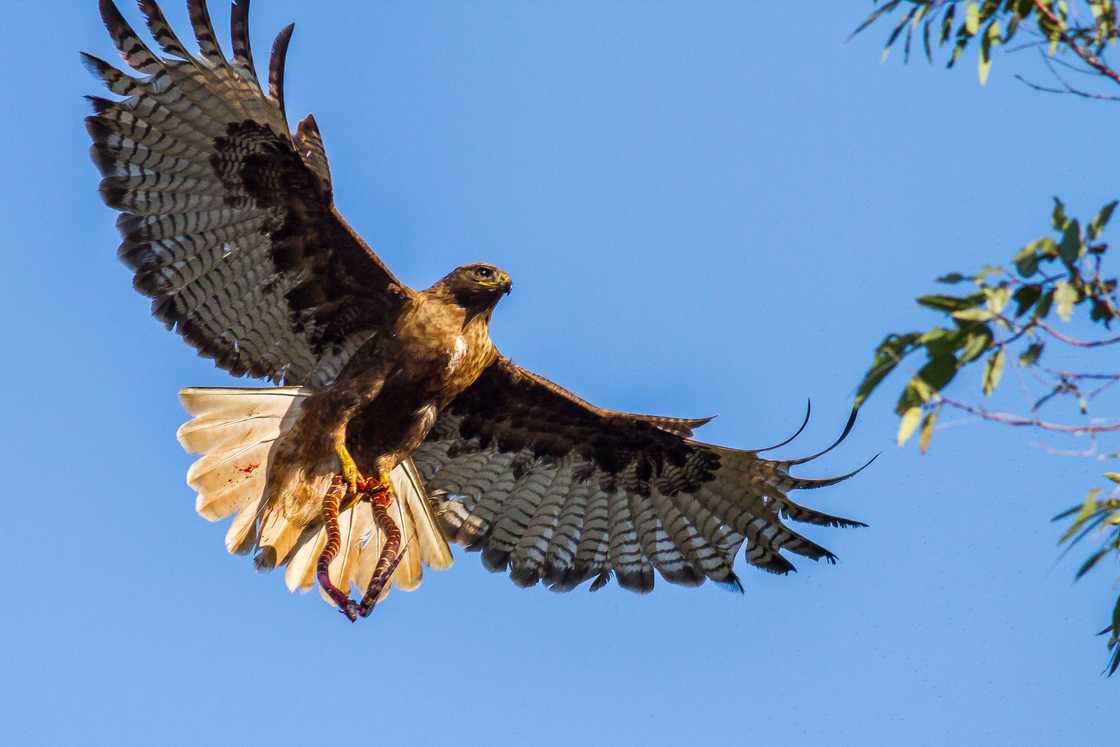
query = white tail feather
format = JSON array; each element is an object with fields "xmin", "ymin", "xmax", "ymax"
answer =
[{"xmin": 178, "ymin": 386, "xmax": 454, "ymax": 609}]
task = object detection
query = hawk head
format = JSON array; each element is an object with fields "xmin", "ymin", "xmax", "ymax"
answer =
[{"xmin": 436, "ymin": 263, "xmax": 513, "ymax": 314}]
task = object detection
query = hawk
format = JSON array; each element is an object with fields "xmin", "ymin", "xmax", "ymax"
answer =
[{"xmin": 84, "ymin": 0, "xmax": 870, "ymax": 620}]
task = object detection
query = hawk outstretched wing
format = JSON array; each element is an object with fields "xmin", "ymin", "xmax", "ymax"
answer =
[
  {"xmin": 84, "ymin": 0, "xmax": 410, "ymax": 387},
  {"xmin": 409, "ymin": 358, "xmax": 869, "ymax": 593}
]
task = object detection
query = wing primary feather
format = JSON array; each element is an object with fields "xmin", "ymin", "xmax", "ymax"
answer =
[
  {"xmin": 713, "ymin": 572, "xmax": 744, "ymax": 594},
  {"xmin": 777, "ymin": 498, "xmax": 868, "ymax": 529},
  {"xmin": 79, "ymin": 52, "xmax": 144, "ymax": 97},
  {"xmin": 230, "ymin": 0, "xmax": 260, "ymax": 86},
  {"xmin": 783, "ymin": 453, "xmax": 879, "ymax": 491},
  {"xmin": 186, "ymin": 0, "xmax": 226, "ymax": 66},
  {"xmin": 781, "ymin": 407, "xmax": 860, "ymax": 467},
  {"xmin": 138, "ymin": 0, "xmax": 197, "ymax": 62},
  {"xmin": 755, "ymin": 399, "xmax": 811, "ymax": 453},
  {"xmin": 97, "ymin": 0, "xmax": 162, "ymax": 74},
  {"xmin": 268, "ymin": 23, "xmax": 296, "ymax": 120}
]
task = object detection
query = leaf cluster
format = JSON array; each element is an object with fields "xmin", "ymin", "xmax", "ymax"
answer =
[
  {"xmin": 856, "ymin": 197, "xmax": 1118, "ymax": 451},
  {"xmin": 1053, "ymin": 472, "xmax": 1120, "ymax": 675},
  {"xmin": 854, "ymin": 197, "xmax": 1120, "ymax": 672},
  {"xmin": 854, "ymin": 0, "xmax": 1119, "ymax": 85}
]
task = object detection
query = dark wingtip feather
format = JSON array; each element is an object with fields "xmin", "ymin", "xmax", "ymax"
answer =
[
  {"xmin": 84, "ymin": 94, "xmax": 114, "ymax": 116},
  {"xmin": 509, "ymin": 565, "xmax": 541, "ymax": 588},
  {"xmin": 713, "ymin": 572, "xmax": 745, "ymax": 594},
  {"xmin": 253, "ymin": 546, "xmax": 277, "ymax": 571},
  {"xmin": 98, "ymin": 178, "xmax": 127, "ymax": 209},
  {"xmin": 268, "ymin": 22, "xmax": 296, "ymax": 118},
  {"xmin": 138, "ymin": 0, "xmax": 193, "ymax": 61},
  {"xmin": 481, "ymin": 546, "xmax": 510, "ymax": 573},
  {"xmin": 659, "ymin": 565, "xmax": 706, "ymax": 587},
  {"xmin": 88, "ymin": 143, "xmax": 119, "ymax": 176},
  {"xmin": 98, "ymin": 0, "xmax": 125, "ymax": 34},
  {"xmin": 783, "ymin": 407, "xmax": 860, "ymax": 467},
  {"xmin": 588, "ymin": 570, "xmax": 612, "ymax": 592},
  {"xmin": 84, "ymin": 114, "xmax": 112, "ymax": 144},
  {"xmin": 757, "ymin": 399, "xmax": 812, "ymax": 453},
  {"xmin": 187, "ymin": 0, "xmax": 225, "ymax": 64},
  {"xmin": 617, "ymin": 568, "xmax": 654, "ymax": 594},
  {"xmin": 230, "ymin": 0, "xmax": 258, "ymax": 81},
  {"xmin": 787, "ymin": 452, "xmax": 879, "ymax": 491},
  {"xmin": 78, "ymin": 51, "xmax": 106, "ymax": 80}
]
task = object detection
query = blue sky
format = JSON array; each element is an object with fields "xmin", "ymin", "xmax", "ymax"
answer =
[{"xmin": 2, "ymin": 1, "xmax": 1116, "ymax": 744}]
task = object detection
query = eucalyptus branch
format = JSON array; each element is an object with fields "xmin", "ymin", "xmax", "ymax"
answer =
[
  {"xmin": 1032, "ymin": 0, "xmax": 1120, "ymax": 87},
  {"xmin": 1034, "ymin": 319, "xmax": 1120, "ymax": 347},
  {"xmin": 937, "ymin": 396, "xmax": 1120, "ymax": 434}
]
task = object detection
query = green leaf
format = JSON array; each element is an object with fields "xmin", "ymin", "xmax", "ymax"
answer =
[
  {"xmin": 1106, "ymin": 473, "xmax": 1120, "ymax": 484},
  {"xmin": 918, "ymin": 408, "xmax": 939, "ymax": 454},
  {"xmin": 1013, "ymin": 245, "xmax": 1039, "ymax": 277},
  {"xmin": 978, "ymin": 20, "xmax": 1000, "ymax": 85},
  {"xmin": 918, "ymin": 327, "xmax": 965, "ymax": 357},
  {"xmin": 937, "ymin": 272, "xmax": 968, "ymax": 284},
  {"xmin": 1018, "ymin": 343, "xmax": 1044, "ymax": 367},
  {"xmin": 1054, "ymin": 280, "xmax": 1077, "ymax": 321},
  {"xmin": 1090, "ymin": 299, "xmax": 1115, "ymax": 324},
  {"xmin": 982, "ymin": 348, "xmax": 1005, "ymax": 396},
  {"xmin": 897, "ymin": 406, "xmax": 923, "ymax": 446},
  {"xmin": 985, "ymin": 286, "xmax": 1011, "ymax": 315},
  {"xmin": 952, "ymin": 308, "xmax": 995, "ymax": 322},
  {"xmin": 848, "ymin": 0, "xmax": 904, "ymax": 40},
  {"xmin": 1075, "ymin": 548, "xmax": 1111, "ymax": 580},
  {"xmin": 941, "ymin": 3, "xmax": 956, "ymax": 44},
  {"xmin": 959, "ymin": 329, "xmax": 993, "ymax": 363},
  {"xmin": 1059, "ymin": 488, "xmax": 1105, "ymax": 544},
  {"xmin": 965, "ymin": 1, "xmax": 980, "ymax": 35},
  {"xmin": 917, "ymin": 293, "xmax": 984, "ymax": 312},
  {"xmin": 976, "ymin": 265, "xmax": 1003, "ymax": 282},
  {"xmin": 855, "ymin": 333, "xmax": 920, "ymax": 407},
  {"xmin": 1088, "ymin": 200, "xmax": 1118, "ymax": 240},
  {"xmin": 1058, "ymin": 219, "xmax": 1083, "ymax": 264},
  {"xmin": 1035, "ymin": 288, "xmax": 1055, "ymax": 319},
  {"xmin": 1052, "ymin": 197, "xmax": 1068, "ymax": 230},
  {"xmin": 917, "ymin": 354, "xmax": 958, "ymax": 392},
  {"xmin": 1012, "ymin": 284, "xmax": 1041, "ymax": 316}
]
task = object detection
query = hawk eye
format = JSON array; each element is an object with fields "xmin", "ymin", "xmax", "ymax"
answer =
[{"xmin": 475, "ymin": 267, "xmax": 493, "ymax": 279}]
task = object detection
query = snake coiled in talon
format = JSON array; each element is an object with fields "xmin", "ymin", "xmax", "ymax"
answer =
[
  {"xmin": 317, "ymin": 477, "xmax": 358, "ymax": 621},
  {"xmin": 358, "ymin": 494, "xmax": 404, "ymax": 617}
]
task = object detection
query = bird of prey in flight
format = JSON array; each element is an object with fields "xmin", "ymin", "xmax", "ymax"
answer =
[{"xmin": 84, "ymin": 0, "xmax": 869, "ymax": 620}]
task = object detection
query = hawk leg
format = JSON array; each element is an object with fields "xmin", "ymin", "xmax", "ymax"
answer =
[
  {"xmin": 316, "ymin": 476, "xmax": 360, "ymax": 622},
  {"xmin": 334, "ymin": 433, "xmax": 364, "ymax": 497},
  {"xmin": 357, "ymin": 471, "xmax": 405, "ymax": 618}
]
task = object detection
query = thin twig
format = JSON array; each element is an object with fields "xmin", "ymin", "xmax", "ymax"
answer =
[
  {"xmin": 1034, "ymin": 319, "xmax": 1120, "ymax": 347},
  {"xmin": 1032, "ymin": 0, "xmax": 1120, "ymax": 87},
  {"xmin": 938, "ymin": 396, "xmax": 1120, "ymax": 434}
]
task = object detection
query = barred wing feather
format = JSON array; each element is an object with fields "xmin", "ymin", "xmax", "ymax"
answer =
[
  {"xmin": 84, "ymin": 0, "xmax": 410, "ymax": 387},
  {"xmin": 411, "ymin": 358, "xmax": 869, "ymax": 593}
]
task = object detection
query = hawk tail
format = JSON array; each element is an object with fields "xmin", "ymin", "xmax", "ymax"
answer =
[{"xmin": 176, "ymin": 387, "xmax": 453, "ymax": 607}]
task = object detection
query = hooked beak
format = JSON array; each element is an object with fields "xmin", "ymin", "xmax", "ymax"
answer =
[{"xmin": 501, "ymin": 277, "xmax": 513, "ymax": 295}]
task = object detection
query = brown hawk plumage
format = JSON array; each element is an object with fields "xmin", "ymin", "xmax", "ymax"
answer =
[{"xmin": 85, "ymin": 0, "xmax": 869, "ymax": 619}]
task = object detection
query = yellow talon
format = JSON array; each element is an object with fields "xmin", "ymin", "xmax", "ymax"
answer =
[{"xmin": 335, "ymin": 435, "xmax": 362, "ymax": 496}]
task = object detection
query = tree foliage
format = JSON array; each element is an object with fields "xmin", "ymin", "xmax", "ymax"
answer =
[
  {"xmin": 856, "ymin": 0, "xmax": 1120, "ymax": 95},
  {"xmin": 853, "ymin": 1, "xmax": 1120, "ymax": 674}
]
